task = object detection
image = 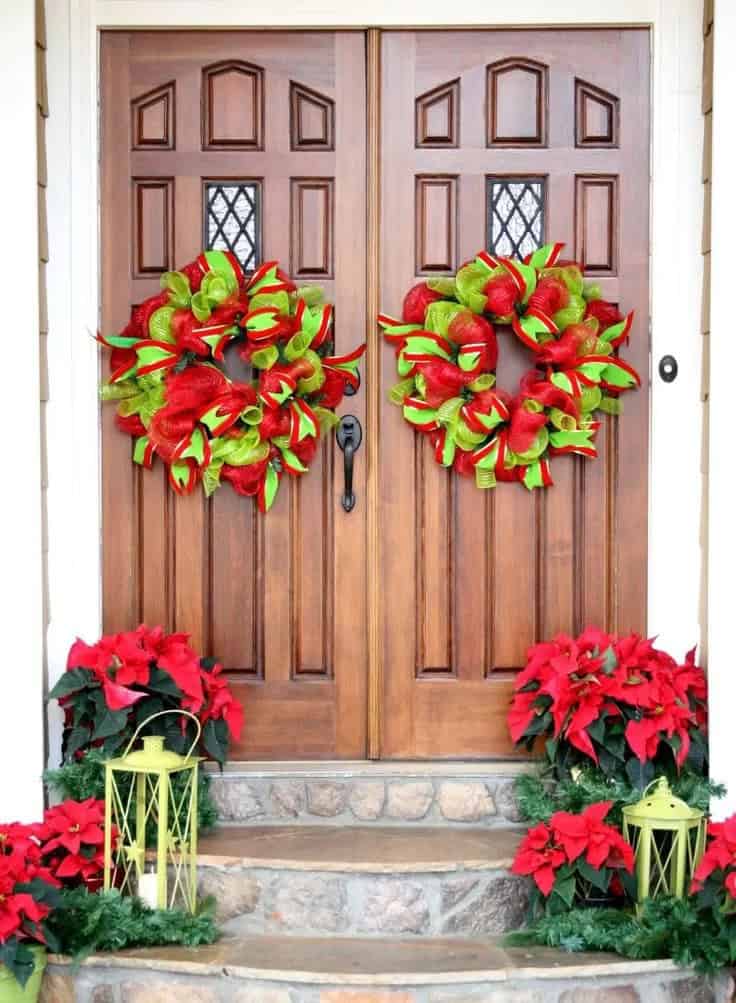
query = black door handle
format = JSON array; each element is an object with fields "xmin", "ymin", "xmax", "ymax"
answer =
[{"xmin": 336, "ymin": 415, "xmax": 362, "ymax": 513}]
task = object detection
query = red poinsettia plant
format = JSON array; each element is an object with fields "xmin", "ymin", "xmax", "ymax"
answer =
[
  {"xmin": 39, "ymin": 799, "xmax": 108, "ymax": 891},
  {"xmin": 508, "ymin": 628, "xmax": 707, "ymax": 786},
  {"xmin": 511, "ymin": 800, "xmax": 634, "ymax": 914},
  {"xmin": 48, "ymin": 625, "xmax": 244, "ymax": 766},
  {"xmin": 0, "ymin": 820, "xmax": 61, "ymax": 986},
  {"xmin": 691, "ymin": 815, "xmax": 736, "ymax": 911}
]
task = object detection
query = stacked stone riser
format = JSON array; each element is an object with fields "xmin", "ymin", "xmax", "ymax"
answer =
[
  {"xmin": 198, "ymin": 863, "xmax": 529, "ymax": 937},
  {"xmin": 40, "ymin": 963, "xmax": 735, "ymax": 1003},
  {"xmin": 209, "ymin": 772, "xmax": 524, "ymax": 826}
]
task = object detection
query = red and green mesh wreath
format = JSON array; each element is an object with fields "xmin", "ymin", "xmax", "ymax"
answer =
[
  {"xmin": 99, "ymin": 250, "xmax": 365, "ymax": 512},
  {"xmin": 379, "ymin": 242, "xmax": 639, "ymax": 490}
]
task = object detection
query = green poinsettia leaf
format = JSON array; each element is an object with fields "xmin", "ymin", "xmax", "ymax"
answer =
[
  {"xmin": 91, "ymin": 707, "xmax": 130, "ymax": 741},
  {"xmin": 64, "ymin": 725, "xmax": 92, "ymax": 760},
  {"xmin": 553, "ymin": 874, "xmax": 577, "ymax": 909},
  {"xmin": 146, "ymin": 666, "xmax": 183, "ymax": 699},
  {"xmin": 202, "ymin": 718, "xmax": 228, "ymax": 766},
  {"xmin": 49, "ymin": 667, "xmax": 95, "ymax": 701},
  {"xmin": 0, "ymin": 940, "xmax": 37, "ymax": 988},
  {"xmin": 576, "ymin": 859, "xmax": 611, "ymax": 894}
]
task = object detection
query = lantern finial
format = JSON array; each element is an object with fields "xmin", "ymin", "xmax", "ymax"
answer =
[{"xmin": 624, "ymin": 778, "xmax": 702, "ymax": 822}]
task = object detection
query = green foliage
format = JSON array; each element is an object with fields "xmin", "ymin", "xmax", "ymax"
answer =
[
  {"xmin": 47, "ymin": 888, "xmax": 219, "ymax": 962},
  {"xmin": 514, "ymin": 766, "xmax": 725, "ymax": 828},
  {"xmin": 44, "ymin": 750, "xmax": 219, "ymax": 834},
  {"xmin": 506, "ymin": 898, "xmax": 733, "ymax": 974},
  {"xmin": 0, "ymin": 941, "xmax": 42, "ymax": 988}
]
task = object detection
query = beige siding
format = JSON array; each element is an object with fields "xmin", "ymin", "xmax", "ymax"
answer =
[{"xmin": 700, "ymin": 0, "xmax": 713, "ymax": 657}]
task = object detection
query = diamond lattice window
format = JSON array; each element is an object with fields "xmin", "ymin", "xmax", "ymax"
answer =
[
  {"xmin": 204, "ymin": 182, "xmax": 260, "ymax": 273},
  {"xmin": 487, "ymin": 178, "xmax": 545, "ymax": 259}
]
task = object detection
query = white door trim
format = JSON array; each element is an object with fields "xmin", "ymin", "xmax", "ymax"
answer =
[
  {"xmin": 0, "ymin": 0, "xmax": 45, "ymax": 821},
  {"xmin": 45, "ymin": 0, "xmax": 705, "ymax": 762},
  {"xmin": 707, "ymin": 6, "xmax": 735, "ymax": 820}
]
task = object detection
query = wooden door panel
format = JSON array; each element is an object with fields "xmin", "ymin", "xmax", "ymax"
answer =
[
  {"xmin": 379, "ymin": 29, "xmax": 650, "ymax": 759},
  {"xmin": 101, "ymin": 31, "xmax": 367, "ymax": 759}
]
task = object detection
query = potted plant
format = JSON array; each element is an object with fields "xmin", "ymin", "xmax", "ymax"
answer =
[
  {"xmin": 511, "ymin": 801, "xmax": 635, "ymax": 915},
  {"xmin": 0, "ymin": 823, "xmax": 61, "ymax": 1001}
]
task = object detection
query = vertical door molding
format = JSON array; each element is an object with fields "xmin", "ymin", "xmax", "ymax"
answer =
[{"xmin": 366, "ymin": 28, "xmax": 382, "ymax": 758}]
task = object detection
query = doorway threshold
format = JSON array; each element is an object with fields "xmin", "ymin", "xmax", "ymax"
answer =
[{"xmin": 205, "ymin": 760, "xmax": 535, "ymax": 776}]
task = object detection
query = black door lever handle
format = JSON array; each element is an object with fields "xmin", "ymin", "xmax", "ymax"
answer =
[{"xmin": 335, "ymin": 415, "xmax": 362, "ymax": 513}]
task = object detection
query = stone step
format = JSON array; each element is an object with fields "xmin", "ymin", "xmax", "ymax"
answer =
[
  {"xmin": 42, "ymin": 934, "xmax": 734, "ymax": 1002},
  {"xmin": 206, "ymin": 760, "xmax": 529, "ymax": 827},
  {"xmin": 196, "ymin": 825, "xmax": 529, "ymax": 938}
]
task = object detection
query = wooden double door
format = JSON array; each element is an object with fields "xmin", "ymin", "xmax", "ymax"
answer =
[{"xmin": 101, "ymin": 28, "xmax": 650, "ymax": 760}]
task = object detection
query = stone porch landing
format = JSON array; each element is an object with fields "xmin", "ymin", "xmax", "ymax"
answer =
[{"xmin": 41, "ymin": 937, "xmax": 734, "ymax": 1002}]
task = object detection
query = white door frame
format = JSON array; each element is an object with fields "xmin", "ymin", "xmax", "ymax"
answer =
[{"xmin": 45, "ymin": 0, "xmax": 705, "ymax": 762}]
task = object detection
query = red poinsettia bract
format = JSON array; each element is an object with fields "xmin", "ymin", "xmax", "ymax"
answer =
[
  {"xmin": 511, "ymin": 822, "xmax": 566, "ymax": 895},
  {"xmin": 40, "ymin": 799, "xmax": 107, "ymax": 884},
  {"xmin": 0, "ymin": 823, "xmax": 60, "ymax": 946},
  {"xmin": 551, "ymin": 801, "xmax": 634, "ymax": 872},
  {"xmin": 691, "ymin": 815, "xmax": 736, "ymax": 904},
  {"xmin": 512, "ymin": 801, "xmax": 633, "ymax": 899},
  {"xmin": 508, "ymin": 629, "xmax": 707, "ymax": 773}
]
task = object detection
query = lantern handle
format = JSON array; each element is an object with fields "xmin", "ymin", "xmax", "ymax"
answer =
[
  {"xmin": 641, "ymin": 777, "xmax": 670, "ymax": 797},
  {"xmin": 121, "ymin": 710, "xmax": 202, "ymax": 762}
]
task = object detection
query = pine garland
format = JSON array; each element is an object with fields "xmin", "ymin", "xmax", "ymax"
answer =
[
  {"xmin": 47, "ymin": 889, "xmax": 219, "ymax": 962},
  {"xmin": 513, "ymin": 767, "xmax": 724, "ymax": 828},
  {"xmin": 506, "ymin": 898, "xmax": 732, "ymax": 974}
]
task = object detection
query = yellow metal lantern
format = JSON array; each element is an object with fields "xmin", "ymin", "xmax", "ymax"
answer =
[
  {"xmin": 103, "ymin": 711, "xmax": 201, "ymax": 912},
  {"xmin": 622, "ymin": 777, "xmax": 706, "ymax": 909}
]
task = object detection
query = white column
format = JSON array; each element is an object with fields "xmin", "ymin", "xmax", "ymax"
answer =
[
  {"xmin": 708, "ymin": 4, "xmax": 736, "ymax": 820},
  {"xmin": 0, "ymin": 0, "xmax": 45, "ymax": 822}
]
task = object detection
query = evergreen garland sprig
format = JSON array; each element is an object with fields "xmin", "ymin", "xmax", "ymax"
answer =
[
  {"xmin": 47, "ymin": 888, "xmax": 219, "ymax": 963},
  {"xmin": 514, "ymin": 767, "xmax": 725, "ymax": 828},
  {"xmin": 506, "ymin": 898, "xmax": 733, "ymax": 974}
]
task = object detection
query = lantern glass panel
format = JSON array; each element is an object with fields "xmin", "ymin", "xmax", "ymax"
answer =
[{"xmin": 624, "ymin": 821, "xmax": 703, "ymax": 901}]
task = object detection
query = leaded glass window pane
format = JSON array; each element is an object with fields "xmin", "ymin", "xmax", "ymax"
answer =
[
  {"xmin": 487, "ymin": 177, "xmax": 545, "ymax": 259},
  {"xmin": 204, "ymin": 181, "xmax": 260, "ymax": 273}
]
